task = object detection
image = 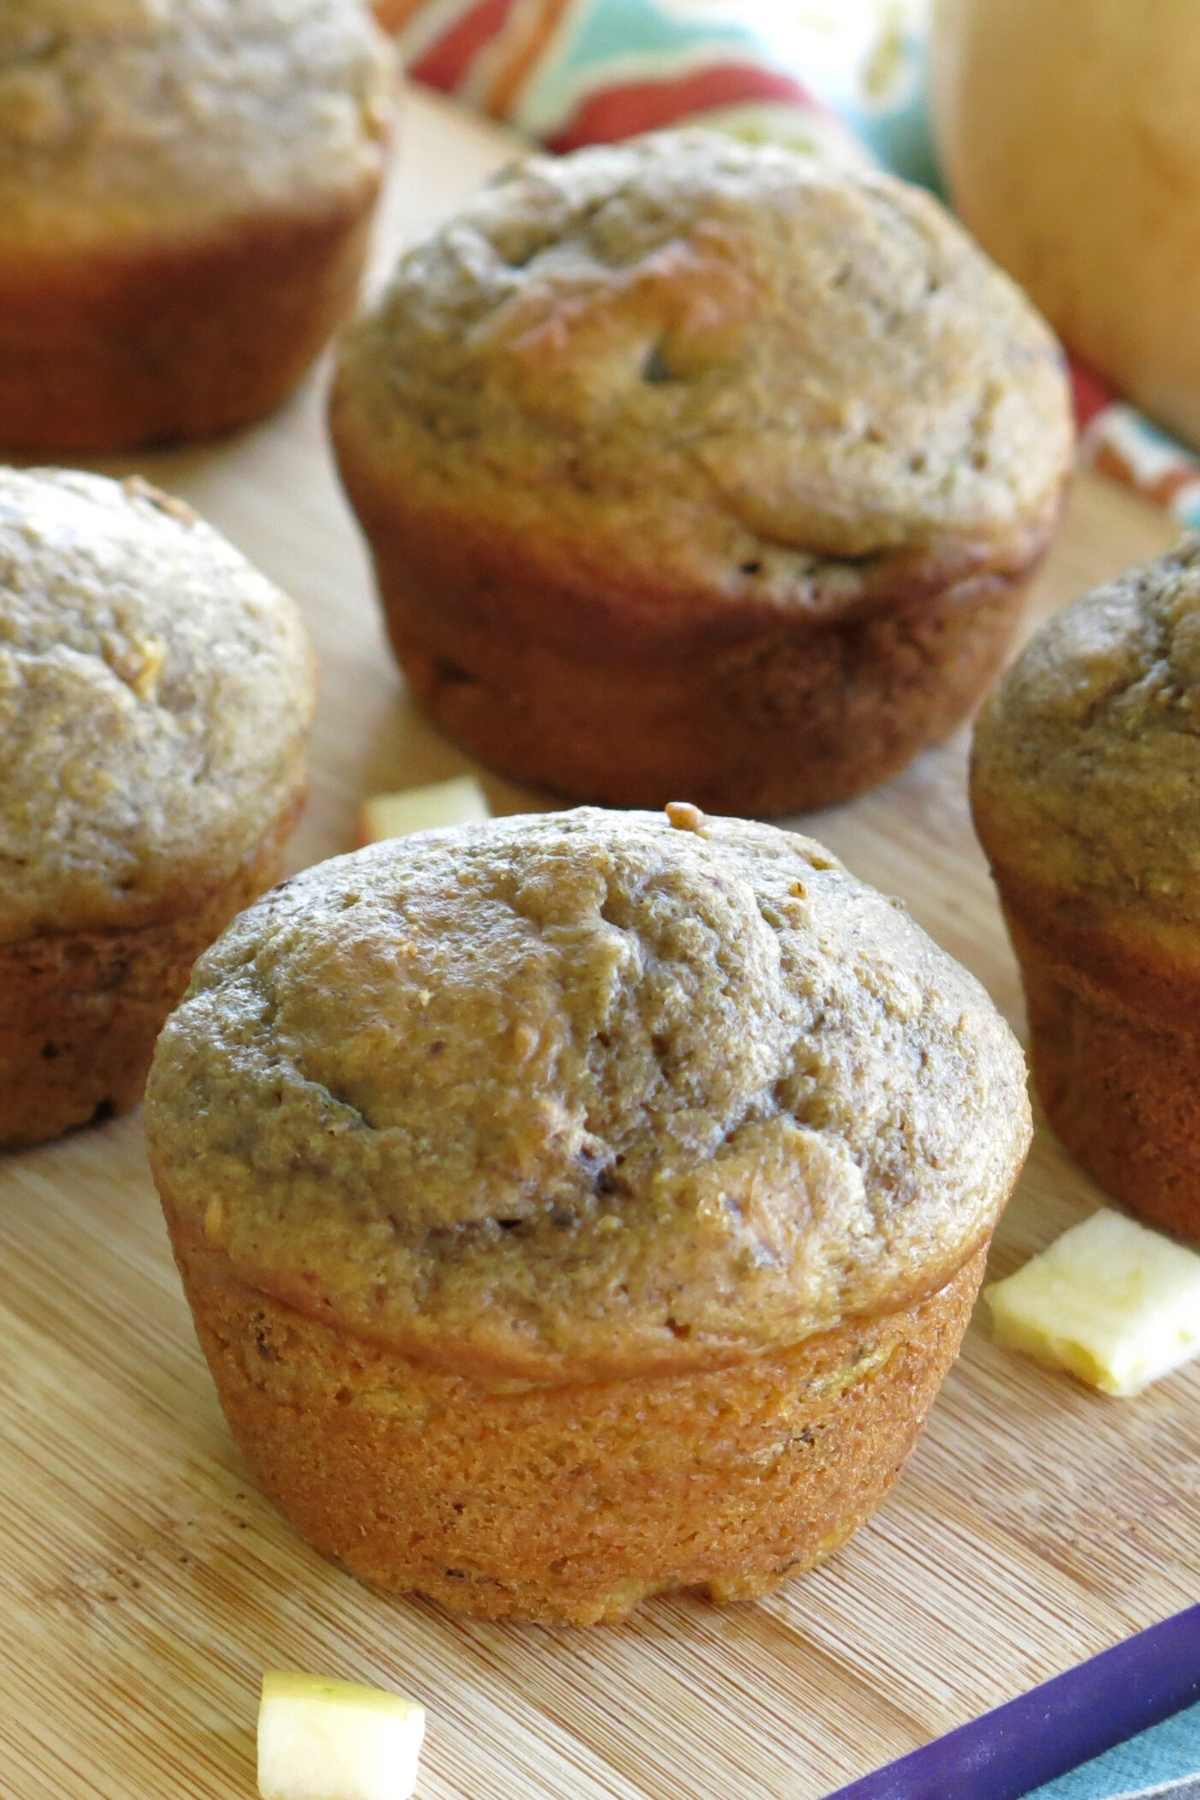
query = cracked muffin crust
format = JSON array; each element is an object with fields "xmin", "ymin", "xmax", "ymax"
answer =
[
  {"xmin": 331, "ymin": 130, "xmax": 1074, "ymax": 815},
  {"xmin": 0, "ymin": 467, "xmax": 315, "ymax": 1146},
  {"xmin": 147, "ymin": 804, "xmax": 1030, "ymax": 1621},
  {"xmin": 972, "ymin": 537, "xmax": 1200, "ymax": 1239},
  {"xmin": 0, "ymin": 0, "xmax": 393, "ymax": 451}
]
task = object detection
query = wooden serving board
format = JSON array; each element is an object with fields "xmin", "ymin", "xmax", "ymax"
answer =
[{"xmin": 2, "ymin": 87, "xmax": 1196, "ymax": 1800}]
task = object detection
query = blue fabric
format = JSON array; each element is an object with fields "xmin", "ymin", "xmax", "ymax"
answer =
[
  {"xmin": 1027, "ymin": 1701, "xmax": 1200, "ymax": 1798},
  {"xmin": 833, "ymin": 26, "xmax": 942, "ymax": 190}
]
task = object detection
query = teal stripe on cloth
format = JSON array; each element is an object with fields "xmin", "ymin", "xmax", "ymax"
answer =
[
  {"xmin": 558, "ymin": 0, "xmax": 759, "ymax": 72},
  {"xmin": 835, "ymin": 27, "xmax": 941, "ymax": 189},
  {"xmin": 1026, "ymin": 1701, "xmax": 1200, "ymax": 1798}
]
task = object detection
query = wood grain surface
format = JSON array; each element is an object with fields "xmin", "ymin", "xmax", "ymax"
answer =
[{"xmin": 2, "ymin": 86, "xmax": 1196, "ymax": 1800}]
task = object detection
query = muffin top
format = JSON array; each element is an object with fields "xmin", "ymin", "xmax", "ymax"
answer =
[
  {"xmin": 334, "ymin": 131, "xmax": 1072, "ymax": 622},
  {"xmin": 0, "ymin": 0, "xmax": 392, "ymax": 252},
  {"xmin": 147, "ymin": 806, "xmax": 1030, "ymax": 1383},
  {"xmin": 972, "ymin": 537, "xmax": 1200, "ymax": 926},
  {"xmin": 0, "ymin": 468, "xmax": 315, "ymax": 943}
]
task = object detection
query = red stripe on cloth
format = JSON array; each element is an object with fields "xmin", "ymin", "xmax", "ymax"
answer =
[
  {"xmin": 545, "ymin": 62, "xmax": 820, "ymax": 152},
  {"xmin": 1070, "ymin": 356, "xmax": 1116, "ymax": 430},
  {"xmin": 409, "ymin": 0, "xmax": 517, "ymax": 92}
]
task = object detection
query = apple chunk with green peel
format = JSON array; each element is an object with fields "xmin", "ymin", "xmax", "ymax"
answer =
[
  {"xmin": 985, "ymin": 1207, "xmax": 1200, "ymax": 1397},
  {"xmin": 257, "ymin": 1672, "xmax": 426, "ymax": 1800},
  {"xmin": 358, "ymin": 775, "xmax": 489, "ymax": 845}
]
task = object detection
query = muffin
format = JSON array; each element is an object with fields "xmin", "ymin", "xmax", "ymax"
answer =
[
  {"xmin": 146, "ymin": 804, "xmax": 1030, "ymax": 1624},
  {"xmin": 0, "ymin": 467, "xmax": 315, "ymax": 1148},
  {"xmin": 972, "ymin": 538, "xmax": 1200, "ymax": 1242},
  {"xmin": 330, "ymin": 130, "xmax": 1074, "ymax": 817},
  {"xmin": 0, "ymin": 0, "xmax": 393, "ymax": 453}
]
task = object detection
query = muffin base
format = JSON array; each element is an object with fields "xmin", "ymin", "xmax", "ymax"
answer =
[
  {"xmin": 1003, "ymin": 903, "xmax": 1200, "ymax": 1242},
  {"xmin": 0, "ymin": 806, "xmax": 300, "ymax": 1150},
  {"xmin": 0, "ymin": 190, "xmax": 377, "ymax": 454},
  {"xmin": 332, "ymin": 428, "xmax": 1044, "ymax": 813},
  {"xmin": 392, "ymin": 567, "xmax": 1030, "ymax": 816},
  {"xmin": 162, "ymin": 1215, "xmax": 986, "ymax": 1625}
]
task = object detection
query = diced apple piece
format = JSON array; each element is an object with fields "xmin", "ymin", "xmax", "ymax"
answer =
[
  {"xmin": 985, "ymin": 1208, "xmax": 1200, "ymax": 1397},
  {"xmin": 257, "ymin": 1671, "xmax": 426, "ymax": 1800},
  {"xmin": 359, "ymin": 776, "xmax": 489, "ymax": 846}
]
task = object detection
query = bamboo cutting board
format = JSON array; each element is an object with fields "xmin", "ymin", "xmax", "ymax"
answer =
[{"xmin": 2, "ymin": 87, "xmax": 1197, "ymax": 1800}]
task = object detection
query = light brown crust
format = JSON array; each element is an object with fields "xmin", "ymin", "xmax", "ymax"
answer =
[
  {"xmin": 145, "ymin": 809, "xmax": 1031, "ymax": 1380},
  {"xmin": 334, "ymin": 133, "xmax": 1073, "ymax": 576},
  {"xmin": 331, "ymin": 131, "xmax": 1071, "ymax": 812},
  {"xmin": 0, "ymin": 466, "xmax": 317, "ymax": 1147},
  {"xmin": 147, "ymin": 808, "xmax": 1025, "ymax": 1619},
  {"xmin": 970, "ymin": 539, "xmax": 1200, "ymax": 929},
  {"xmin": 165, "ymin": 1206, "xmax": 986, "ymax": 1625},
  {"xmin": 0, "ymin": 190, "xmax": 378, "ymax": 453},
  {"xmin": 0, "ymin": 469, "xmax": 317, "ymax": 941},
  {"xmin": 0, "ymin": 2, "xmax": 392, "ymax": 249},
  {"xmin": 0, "ymin": 804, "xmax": 299, "ymax": 1150}
]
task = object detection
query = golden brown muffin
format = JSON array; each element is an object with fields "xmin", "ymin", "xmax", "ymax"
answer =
[
  {"xmin": 972, "ymin": 538, "xmax": 1200, "ymax": 1242},
  {"xmin": 146, "ymin": 804, "xmax": 1030, "ymax": 1624},
  {"xmin": 0, "ymin": 467, "xmax": 316, "ymax": 1147},
  {"xmin": 331, "ymin": 130, "xmax": 1074, "ymax": 817},
  {"xmin": 0, "ymin": 0, "xmax": 393, "ymax": 453}
]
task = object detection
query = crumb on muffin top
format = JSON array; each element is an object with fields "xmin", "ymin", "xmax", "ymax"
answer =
[
  {"xmin": 0, "ymin": 0, "xmax": 392, "ymax": 250},
  {"xmin": 0, "ymin": 467, "xmax": 315, "ymax": 943},
  {"xmin": 334, "ymin": 131, "xmax": 1073, "ymax": 617},
  {"xmin": 972, "ymin": 536, "xmax": 1200, "ymax": 924},
  {"xmin": 146, "ymin": 806, "xmax": 1030, "ymax": 1383}
]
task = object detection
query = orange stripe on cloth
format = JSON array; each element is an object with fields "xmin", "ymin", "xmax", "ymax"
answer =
[
  {"xmin": 483, "ymin": 0, "xmax": 574, "ymax": 120},
  {"xmin": 409, "ymin": 0, "xmax": 518, "ymax": 90},
  {"xmin": 546, "ymin": 62, "xmax": 818, "ymax": 151},
  {"xmin": 373, "ymin": 0, "xmax": 434, "ymax": 32}
]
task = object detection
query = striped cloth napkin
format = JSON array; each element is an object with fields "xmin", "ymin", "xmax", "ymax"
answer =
[{"xmin": 375, "ymin": 0, "xmax": 1200, "ymax": 530}]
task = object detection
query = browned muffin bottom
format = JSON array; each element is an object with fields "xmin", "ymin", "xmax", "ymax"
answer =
[
  {"xmin": 147, "ymin": 806, "xmax": 1030, "ymax": 1622},
  {"xmin": 169, "ymin": 1225, "xmax": 985, "ymax": 1625},
  {"xmin": 0, "ymin": 1, "xmax": 392, "ymax": 451},
  {"xmin": 378, "ymin": 518, "xmax": 1031, "ymax": 815},
  {"xmin": 0, "ymin": 468, "xmax": 315, "ymax": 1148},
  {"xmin": 971, "ymin": 537, "xmax": 1200, "ymax": 1238},
  {"xmin": 332, "ymin": 131, "xmax": 1074, "ymax": 815},
  {"xmin": 0, "ymin": 201, "xmax": 377, "ymax": 455}
]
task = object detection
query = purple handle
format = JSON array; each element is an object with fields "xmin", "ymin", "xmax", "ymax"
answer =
[{"xmin": 827, "ymin": 1605, "xmax": 1200, "ymax": 1800}]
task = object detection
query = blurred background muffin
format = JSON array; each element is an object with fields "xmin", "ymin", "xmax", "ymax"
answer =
[
  {"xmin": 971, "ymin": 538, "xmax": 1200, "ymax": 1242},
  {"xmin": 332, "ymin": 131, "xmax": 1073, "ymax": 817},
  {"xmin": 0, "ymin": 468, "xmax": 315, "ymax": 1148},
  {"xmin": 146, "ymin": 804, "xmax": 1030, "ymax": 1624},
  {"xmin": 0, "ymin": 0, "xmax": 393, "ymax": 452},
  {"xmin": 932, "ymin": 0, "xmax": 1200, "ymax": 448}
]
